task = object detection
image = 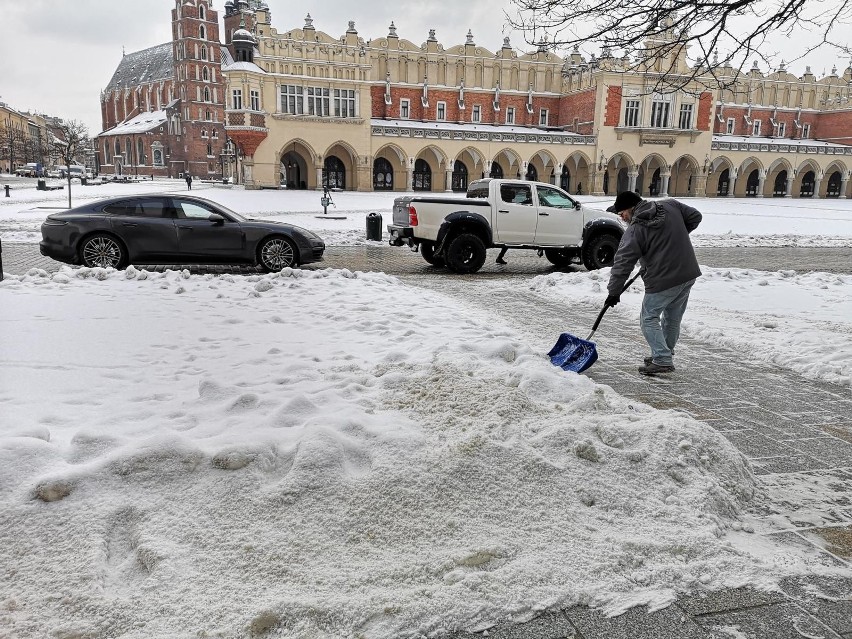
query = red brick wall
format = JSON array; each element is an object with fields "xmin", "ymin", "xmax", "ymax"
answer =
[
  {"xmin": 371, "ymin": 86, "xmax": 562, "ymax": 127},
  {"xmin": 697, "ymin": 92, "xmax": 713, "ymax": 131},
  {"xmin": 812, "ymin": 111, "xmax": 852, "ymax": 145},
  {"xmin": 557, "ymin": 89, "xmax": 597, "ymax": 134},
  {"xmin": 603, "ymin": 86, "xmax": 621, "ymax": 127},
  {"xmin": 714, "ymin": 106, "xmax": 802, "ymax": 138}
]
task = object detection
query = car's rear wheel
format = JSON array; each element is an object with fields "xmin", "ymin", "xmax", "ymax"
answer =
[
  {"xmin": 582, "ymin": 233, "xmax": 620, "ymax": 270},
  {"xmin": 258, "ymin": 236, "xmax": 299, "ymax": 272},
  {"xmin": 445, "ymin": 233, "xmax": 487, "ymax": 274},
  {"xmin": 544, "ymin": 247, "xmax": 578, "ymax": 267},
  {"xmin": 420, "ymin": 241, "xmax": 445, "ymax": 267},
  {"xmin": 80, "ymin": 234, "xmax": 128, "ymax": 269}
]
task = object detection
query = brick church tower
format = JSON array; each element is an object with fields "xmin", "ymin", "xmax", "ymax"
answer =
[{"xmin": 170, "ymin": 0, "xmax": 226, "ymax": 177}]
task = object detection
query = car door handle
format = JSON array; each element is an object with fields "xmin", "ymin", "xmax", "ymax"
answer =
[
  {"xmin": 121, "ymin": 222, "xmax": 138, "ymax": 227},
  {"xmin": 177, "ymin": 225, "xmax": 193, "ymax": 230},
  {"xmin": 538, "ymin": 212, "xmax": 550, "ymax": 216},
  {"xmin": 498, "ymin": 209, "xmax": 509, "ymax": 213}
]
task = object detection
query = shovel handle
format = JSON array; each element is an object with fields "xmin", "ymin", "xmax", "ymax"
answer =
[{"xmin": 587, "ymin": 272, "xmax": 641, "ymax": 338}]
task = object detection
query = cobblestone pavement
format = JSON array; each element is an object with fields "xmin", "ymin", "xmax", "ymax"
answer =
[
  {"xmin": 3, "ymin": 241, "xmax": 852, "ymax": 637},
  {"xmin": 2, "ymin": 240, "xmax": 851, "ymax": 277}
]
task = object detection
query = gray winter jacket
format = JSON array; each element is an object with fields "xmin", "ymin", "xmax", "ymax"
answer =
[{"xmin": 607, "ymin": 198, "xmax": 702, "ymax": 296}]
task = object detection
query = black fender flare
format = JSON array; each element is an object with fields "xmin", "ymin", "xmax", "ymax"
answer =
[
  {"xmin": 582, "ymin": 218, "xmax": 624, "ymax": 244},
  {"xmin": 436, "ymin": 211, "xmax": 493, "ymax": 250}
]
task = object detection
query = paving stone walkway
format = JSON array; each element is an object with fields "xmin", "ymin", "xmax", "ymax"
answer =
[{"xmin": 406, "ymin": 275, "xmax": 852, "ymax": 639}]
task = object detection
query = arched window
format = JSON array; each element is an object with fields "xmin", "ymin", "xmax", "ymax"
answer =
[
  {"xmin": 153, "ymin": 149, "xmax": 163, "ymax": 166},
  {"xmin": 204, "ymin": 87, "xmax": 211, "ymax": 102},
  {"xmin": 490, "ymin": 161, "xmax": 504, "ymax": 179},
  {"xmin": 746, "ymin": 169, "xmax": 759, "ymax": 197},
  {"xmin": 773, "ymin": 170, "xmax": 787, "ymax": 197},
  {"xmin": 199, "ymin": 4, "xmax": 206, "ymax": 20},
  {"xmin": 137, "ymin": 139, "xmax": 145, "ymax": 165},
  {"xmin": 717, "ymin": 168, "xmax": 730, "ymax": 195},
  {"xmin": 413, "ymin": 159, "xmax": 432, "ymax": 191},
  {"xmin": 199, "ymin": 25, "xmax": 207, "ymax": 40},
  {"xmin": 800, "ymin": 170, "xmax": 815, "ymax": 197},
  {"xmin": 125, "ymin": 139, "xmax": 133, "ymax": 164},
  {"xmin": 104, "ymin": 141, "xmax": 110, "ymax": 162},
  {"xmin": 323, "ymin": 156, "xmax": 346, "ymax": 189},
  {"xmin": 115, "ymin": 140, "xmax": 121, "ymax": 158},
  {"xmin": 207, "ymin": 143, "xmax": 213, "ymax": 156},
  {"xmin": 373, "ymin": 158, "xmax": 393, "ymax": 190},
  {"xmin": 826, "ymin": 171, "xmax": 842, "ymax": 197},
  {"xmin": 200, "ymin": 45, "xmax": 208, "ymax": 61},
  {"xmin": 452, "ymin": 160, "xmax": 468, "ymax": 192},
  {"xmin": 202, "ymin": 67, "xmax": 209, "ymax": 82}
]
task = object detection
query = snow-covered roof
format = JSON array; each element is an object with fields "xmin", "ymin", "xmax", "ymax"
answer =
[
  {"xmin": 222, "ymin": 60, "xmax": 266, "ymax": 73},
  {"xmin": 106, "ymin": 43, "xmax": 174, "ymax": 92},
  {"xmin": 371, "ymin": 118, "xmax": 583, "ymax": 137},
  {"xmin": 713, "ymin": 134, "xmax": 852, "ymax": 149},
  {"xmin": 98, "ymin": 110, "xmax": 168, "ymax": 137}
]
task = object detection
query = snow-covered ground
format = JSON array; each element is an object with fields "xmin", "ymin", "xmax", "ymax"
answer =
[
  {"xmin": 0, "ymin": 265, "xmax": 846, "ymax": 638},
  {"xmin": 2, "ymin": 178, "xmax": 852, "ymax": 246},
  {"xmin": 1, "ymin": 181, "xmax": 851, "ymax": 636}
]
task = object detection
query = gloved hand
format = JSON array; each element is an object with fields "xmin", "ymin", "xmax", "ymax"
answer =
[{"xmin": 605, "ymin": 294, "xmax": 620, "ymax": 307}]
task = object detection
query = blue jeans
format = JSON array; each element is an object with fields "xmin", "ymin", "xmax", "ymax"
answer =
[{"xmin": 640, "ymin": 279, "xmax": 696, "ymax": 366}]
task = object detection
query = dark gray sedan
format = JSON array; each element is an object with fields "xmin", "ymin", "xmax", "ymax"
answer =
[{"xmin": 40, "ymin": 195, "xmax": 325, "ymax": 271}]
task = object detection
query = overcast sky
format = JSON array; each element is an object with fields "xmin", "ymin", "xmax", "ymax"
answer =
[{"xmin": 1, "ymin": 0, "xmax": 848, "ymax": 136}]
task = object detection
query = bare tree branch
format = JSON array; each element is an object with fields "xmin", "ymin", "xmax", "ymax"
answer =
[
  {"xmin": 51, "ymin": 120, "xmax": 90, "ymax": 209},
  {"xmin": 508, "ymin": 0, "xmax": 852, "ymax": 95}
]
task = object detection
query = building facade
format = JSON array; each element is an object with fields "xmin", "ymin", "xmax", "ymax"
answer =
[
  {"xmin": 103, "ymin": 2, "xmax": 850, "ymax": 197},
  {"xmin": 0, "ymin": 102, "xmax": 50, "ymax": 174},
  {"xmin": 96, "ymin": 0, "xmax": 228, "ymax": 179}
]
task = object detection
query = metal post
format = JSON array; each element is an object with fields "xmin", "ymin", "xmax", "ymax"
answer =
[{"xmin": 0, "ymin": 237, "xmax": 4, "ymax": 281}]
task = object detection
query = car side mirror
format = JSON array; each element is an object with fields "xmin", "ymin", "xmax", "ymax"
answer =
[
  {"xmin": 574, "ymin": 202, "xmax": 582, "ymax": 210},
  {"xmin": 208, "ymin": 213, "xmax": 225, "ymax": 225}
]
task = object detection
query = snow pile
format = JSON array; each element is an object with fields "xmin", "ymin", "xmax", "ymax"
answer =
[
  {"xmin": 0, "ymin": 266, "xmax": 810, "ymax": 637},
  {"xmin": 530, "ymin": 267, "xmax": 852, "ymax": 388}
]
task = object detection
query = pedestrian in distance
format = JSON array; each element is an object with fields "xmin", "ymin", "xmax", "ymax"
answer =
[
  {"xmin": 604, "ymin": 191, "xmax": 702, "ymax": 376},
  {"xmin": 185, "ymin": 174, "xmax": 193, "ymax": 190}
]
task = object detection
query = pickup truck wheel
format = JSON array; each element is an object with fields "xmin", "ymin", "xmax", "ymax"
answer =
[
  {"xmin": 582, "ymin": 233, "xmax": 620, "ymax": 270},
  {"xmin": 420, "ymin": 242, "xmax": 446, "ymax": 267},
  {"xmin": 445, "ymin": 233, "xmax": 487, "ymax": 274},
  {"xmin": 544, "ymin": 248, "xmax": 577, "ymax": 267}
]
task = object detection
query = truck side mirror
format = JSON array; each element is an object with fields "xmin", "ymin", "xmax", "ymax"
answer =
[{"xmin": 574, "ymin": 202, "xmax": 582, "ymax": 210}]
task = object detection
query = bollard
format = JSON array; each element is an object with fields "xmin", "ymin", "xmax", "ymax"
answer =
[
  {"xmin": 3, "ymin": 184, "xmax": 9, "ymax": 197},
  {"xmin": 0, "ymin": 237, "xmax": 3, "ymax": 281}
]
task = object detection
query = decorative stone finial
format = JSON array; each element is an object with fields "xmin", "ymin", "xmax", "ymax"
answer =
[
  {"xmin": 832, "ymin": 64, "xmax": 837, "ymax": 75},
  {"xmin": 752, "ymin": 59, "xmax": 759, "ymax": 70},
  {"xmin": 779, "ymin": 59, "xmax": 786, "ymax": 72},
  {"xmin": 304, "ymin": 13, "xmax": 313, "ymax": 28},
  {"xmin": 388, "ymin": 21, "xmax": 397, "ymax": 37},
  {"xmin": 466, "ymin": 30, "xmax": 474, "ymax": 45},
  {"xmin": 428, "ymin": 29, "xmax": 436, "ymax": 41},
  {"xmin": 503, "ymin": 36, "xmax": 511, "ymax": 49},
  {"xmin": 806, "ymin": 65, "xmax": 812, "ymax": 74},
  {"xmin": 713, "ymin": 49, "xmax": 719, "ymax": 65},
  {"xmin": 347, "ymin": 21, "xmax": 357, "ymax": 34}
]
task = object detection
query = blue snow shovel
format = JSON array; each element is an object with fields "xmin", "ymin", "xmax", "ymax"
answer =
[{"xmin": 548, "ymin": 273, "xmax": 641, "ymax": 373}]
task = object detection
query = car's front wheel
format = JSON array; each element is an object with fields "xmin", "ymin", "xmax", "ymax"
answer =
[
  {"xmin": 258, "ymin": 236, "xmax": 299, "ymax": 272},
  {"xmin": 582, "ymin": 233, "xmax": 620, "ymax": 270},
  {"xmin": 544, "ymin": 247, "xmax": 578, "ymax": 267},
  {"xmin": 444, "ymin": 233, "xmax": 487, "ymax": 274},
  {"xmin": 80, "ymin": 234, "xmax": 128, "ymax": 269},
  {"xmin": 420, "ymin": 241, "xmax": 445, "ymax": 267}
]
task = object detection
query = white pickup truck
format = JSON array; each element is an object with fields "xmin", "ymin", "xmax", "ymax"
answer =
[{"xmin": 387, "ymin": 178, "xmax": 625, "ymax": 274}]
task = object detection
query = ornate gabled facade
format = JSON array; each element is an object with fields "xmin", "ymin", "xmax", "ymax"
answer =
[
  {"xmin": 103, "ymin": 3, "xmax": 851, "ymax": 196},
  {"xmin": 217, "ymin": 8, "xmax": 852, "ymax": 198},
  {"xmin": 96, "ymin": 0, "xmax": 227, "ymax": 179}
]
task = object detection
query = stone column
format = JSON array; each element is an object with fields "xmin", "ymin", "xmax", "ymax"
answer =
[
  {"xmin": 591, "ymin": 171, "xmax": 605, "ymax": 196},
  {"xmin": 659, "ymin": 172, "xmax": 670, "ymax": 197},
  {"xmin": 243, "ymin": 158, "xmax": 255, "ymax": 189},
  {"xmin": 756, "ymin": 170, "xmax": 766, "ymax": 198},
  {"xmin": 407, "ymin": 168, "xmax": 414, "ymax": 191},
  {"xmin": 692, "ymin": 174, "xmax": 708, "ymax": 197},
  {"xmin": 315, "ymin": 166, "xmax": 323, "ymax": 191},
  {"xmin": 445, "ymin": 168, "xmax": 453, "ymax": 192},
  {"xmin": 840, "ymin": 174, "xmax": 849, "ymax": 199},
  {"xmin": 628, "ymin": 171, "xmax": 638, "ymax": 193},
  {"xmin": 813, "ymin": 175, "xmax": 822, "ymax": 199},
  {"xmin": 785, "ymin": 176, "xmax": 793, "ymax": 198}
]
